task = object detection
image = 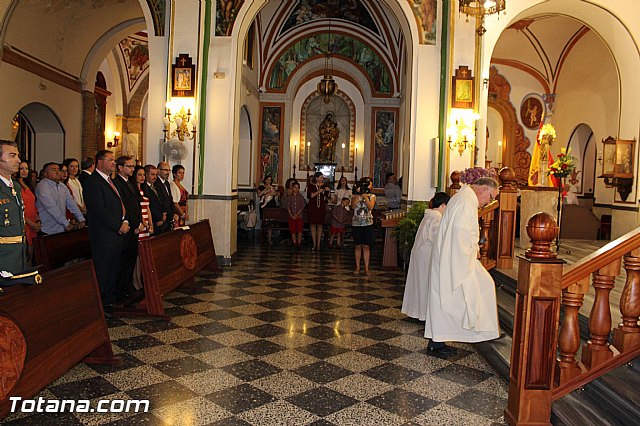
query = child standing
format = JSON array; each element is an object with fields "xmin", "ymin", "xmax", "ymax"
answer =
[
  {"xmin": 286, "ymin": 181, "xmax": 305, "ymax": 246},
  {"xmin": 330, "ymin": 197, "xmax": 351, "ymax": 248}
]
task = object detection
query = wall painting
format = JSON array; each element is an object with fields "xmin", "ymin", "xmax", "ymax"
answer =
[
  {"xmin": 258, "ymin": 104, "xmax": 284, "ymax": 184},
  {"xmin": 371, "ymin": 107, "xmax": 398, "ymax": 189}
]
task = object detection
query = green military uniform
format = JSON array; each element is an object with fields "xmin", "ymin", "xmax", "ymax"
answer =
[{"xmin": 0, "ymin": 177, "xmax": 27, "ymax": 275}]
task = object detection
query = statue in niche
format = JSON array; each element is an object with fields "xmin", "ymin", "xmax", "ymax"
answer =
[{"xmin": 318, "ymin": 112, "xmax": 340, "ymax": 162}]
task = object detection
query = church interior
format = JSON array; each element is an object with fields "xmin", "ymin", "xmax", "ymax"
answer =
[{"xmin": 1, "ymin": 0, "xmax": 640, "ymax": 424}]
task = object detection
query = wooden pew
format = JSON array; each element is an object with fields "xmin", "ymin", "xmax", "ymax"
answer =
[
  {"xmin": 135, "ymin": 219, "xmax": 219, "ymax": 319},
  {"xmin": 33, "ymin": 227, "xmax": 91, "ymax": 272},
  {"xmin": 0, "ymin": 260, "xmax": 120, "ymax": 419},
  {"xmin": 380, "ymin": 210, "xmax": 406, "ymax": 269}
]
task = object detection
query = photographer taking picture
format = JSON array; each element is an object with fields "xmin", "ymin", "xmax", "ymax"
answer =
[{"xmin": 351, "ymin": 177, "xmax": 376, "ymax": 275}]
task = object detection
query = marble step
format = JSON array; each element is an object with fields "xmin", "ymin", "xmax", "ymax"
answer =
[{"xmin": 480, "ymin": 269, "xmax": 640, "ymax": 426}]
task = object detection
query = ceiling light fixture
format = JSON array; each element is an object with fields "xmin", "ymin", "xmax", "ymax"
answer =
[
  {"xmin": 459, "ymin": 0, "xmax": 506, "ymax": 36},
  {"xmin": 317, "ymin": 7, "xmax": 337, "ymax": 103}
]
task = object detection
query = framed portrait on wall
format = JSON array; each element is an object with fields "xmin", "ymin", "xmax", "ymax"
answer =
[
  {"xmin": 601, "ymin": 136, "xmax": 616, "ymax": 177},
  {"xmin": 172, "ymin": 54, "xmax": 196, "ymax": 97},
  {"xmin": 520, "ymin": 95, "xmax": 543, "ymax": 129},
  {"xmin": 371, "ymin": 107, "xmax": 399, "ymax": 190},
  {"xmin": 451, "ymin": 65, "xmax": 474, "ymax": 109},
  {"xmin": 258, "ymin": 103, "xmax": 284, "ymax": 184},
  {"xmin": 614, "ymin": 139, "xmax": 635, "ymax": 178}
]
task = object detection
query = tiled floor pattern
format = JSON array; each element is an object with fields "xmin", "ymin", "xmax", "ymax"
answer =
[{"xmin": 4, "ymin": 241, "xmax": 508, "ymax": 425}]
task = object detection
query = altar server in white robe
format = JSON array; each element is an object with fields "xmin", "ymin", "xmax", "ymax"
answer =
[
  {"xmin": 401, "ymin": 192, "xmax": 450, "ymax": 320},
  {"xmin": 425, "ymin": 177, "xmax": 500, "ymax": 353}
]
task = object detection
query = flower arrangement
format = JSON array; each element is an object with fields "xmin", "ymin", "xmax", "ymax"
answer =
[
  {"xmin": 547, "ymin": 148, "xmax": 576, "ymax": 179},
  {"xmin": 460, "ymin": 167, "xmax": 498, "ymax": 184}
]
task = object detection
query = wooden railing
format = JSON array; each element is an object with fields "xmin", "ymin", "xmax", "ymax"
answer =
[
  {"xmin": 505, "ymin": 214, "xmax": 640, "ymax": 425},
  {"xmin": 447, "ymin": 167, "xmax": 518, "ymax": 271}
]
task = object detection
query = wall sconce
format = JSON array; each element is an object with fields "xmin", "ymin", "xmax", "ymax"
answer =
[
  {"xmin": 483, "ymin": 78, "xmax": 489, "ymax": 89},
  {"xmin": 163, "ymin": 107, "xmax": 197, "ymax": 141},
  {"xmin": 107, "ymin": 131, "xmax": 120, "ymax": 148},
  {"xmin": 598, "ymin": 136, "xmax": 636, "ymax": 201},
  {"xmin": 597, "ymin": 151, "xmax": 603, "ymax": 165},
  {"xmin": 447, "ymin": 109, "xmax": 478, "ymax": 156},
  {"xmin": 448, "ymin": 132, "xmax": 470, "ymax": 156}
]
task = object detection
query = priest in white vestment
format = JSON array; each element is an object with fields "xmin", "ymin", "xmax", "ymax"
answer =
[
  {"xmin": 402, "ymin": 192, "xmax": 450, "ymax": 320},
  {"xmin": 425, "ymin": 178, "xmax": 500, "ymax": 352}
]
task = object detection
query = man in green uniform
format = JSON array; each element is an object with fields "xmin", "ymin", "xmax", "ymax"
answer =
[{"xmin": 0, "ymin": 139, "xmax": 27, "ymax": 275}]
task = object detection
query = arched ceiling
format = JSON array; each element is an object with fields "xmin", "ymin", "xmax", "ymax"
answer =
[
  {"xmin": 491, "ymin": 15, "xmax": 602, "ymax": 94},
  {"xmin": 2, "ymin": 0, "xmax": 146, "ymax": 78},
  {"xmin": 256, "ymin": 0, "xmax": 405, "ymax": 97}
]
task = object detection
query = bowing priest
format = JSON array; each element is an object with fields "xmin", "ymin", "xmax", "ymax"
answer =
[{"xmin": 425, "ymin": 177, "xmax": 500, "ymax": 354}]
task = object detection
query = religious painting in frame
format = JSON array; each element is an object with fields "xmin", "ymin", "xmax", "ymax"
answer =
[
  {"xmin": 614, "ymin": 139, "xmax": 635, "ymax": 178},
  {"xmin": 451, "ymin": 66, "xmax": 474, "ymax": 109},
  {"xmin": 370, "ymin": 107, "xmax": 399, "ymax": 190},
  {"xmin": 601, "ymin": 136, "xmax": 616, "ymax": 178},
  {"xmin": 520, "ymin": 95, "xmax": 544, "ymax": 130},
  {"xmin": 171, "ymin": 54, "xmax": 196, "ymax": 97},
  {"xmin": 258, "ymin": 103, "xmax": 284, "ymax": 185}
]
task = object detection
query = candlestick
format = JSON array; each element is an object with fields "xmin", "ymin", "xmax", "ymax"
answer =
[
  {"xmin": 341, "ymin": 143, "xmax": 346, "ymax": 168},
  {"xmin": 307, "ymin": 141, "xmax": 311, "ymax": 167},
  {"xmin": 354, "ymin": 145, "xmax": 358, "ymax": 173},
  {"xmin": 497, "ymin": 140, "xmax": 502, "ymax": 166},
  {"xmin": 293, "ymin": 142, "xmax": 297, "ymax": 170}
]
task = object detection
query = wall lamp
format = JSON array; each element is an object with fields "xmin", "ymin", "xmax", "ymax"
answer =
[
  {"xmin": 163, "ymin": 107, "xmax": 197, "ymax": 142},
  {"xmin": 107, "ymin": 131, "xmax": 120, "ymax": 148}
]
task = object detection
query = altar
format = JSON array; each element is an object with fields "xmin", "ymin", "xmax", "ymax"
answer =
[{"xmin": 519, "ymin": 186, "xmax": 561, "ymax": 247}]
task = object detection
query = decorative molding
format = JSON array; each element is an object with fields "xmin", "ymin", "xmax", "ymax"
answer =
[{"xmin": 2, "ymin": 46, "xmax": 81, "ymax": 93}]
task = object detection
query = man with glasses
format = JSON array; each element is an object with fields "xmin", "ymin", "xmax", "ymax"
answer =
[
  {"xmin": 424, "ymin": 177, "xmax": 500, "ymax": 355},
  {"xmin": 154, "ymin": 161, "xmax": 179, "ymax": 233},
  {"xmin": 35, "ymin": 162, "xmax": 85, "ymax": 235},
  {"xmin": 113, "ymin": 156, "xmax": 142, "ymax": 304}
]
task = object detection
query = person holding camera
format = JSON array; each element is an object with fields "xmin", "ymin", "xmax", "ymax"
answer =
[
  {"xmin": 351, "ymin": 177, "xmax": 376, "ymax": 275},
  {"xmin": 307, "ymin": 171, "xmax": 330, "ymax": 251}
]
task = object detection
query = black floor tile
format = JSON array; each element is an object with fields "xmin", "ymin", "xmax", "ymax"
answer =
[
  {"xmin": 243, "ymin": 324, "xmax": 288, "ymax": 338},
  {"xmin": 251, "ymin": 310, "xmax": 290, "ymax": 323},
  {"xmin": 367, "ymin": 388, "xmax": 439, "ymax": 419},
  {"xmin": 214, "ymin": 298, "xmax": 249, "ymax": 308},
  {"xmin": 294, "ymin": 361, "xmax": 352, "ymax": 384},
  {"xmin": 420, "ymin": 346, "xmax": 472, "ymax": 362},
  {"xmin": 221, "ymin": 359, "xmax": 282, "ymax": 381},
  {"xmin": 200, "ymin": 309, "xmax": 243, "ymax": 321},
  {"xmin": 306, "ymin": 292, "xmax": 338, "ymax": 300},
  {"xmin": 152, "ymin": 356, "xmax": 212, "ymax": 378},
  {"xmin": 296, "ymin": 341, "xmax": 349, "ymax": 359},
  {"xmin": 172, "ymin": 337, "xmax": 225, "ymax": 354},
  {"xmin": 355, "ymin": 326, "xmax": 402, "ymax": 341},
  {"xmin": 307, "ymin": 312, "xmax": 340, "ymax": 324},
  {"xmin": 234, "ymin": 339, "xmax": 286, "ymax": 357},
  {"xmin": 113, "ymin": 335, "xmax": 164, "ymax": 351},
  {"xmin": 446, "ymin": 389, "xmax": 507, "ymax": 419},
  {"xmin": 305, "ymin": 301, "xmax": 341, "ymax": 311},
  {"xmin": 352, "ymin": 313, "xmax": 389, "ymax": 325},
  {"xmin": 362, "ymin": 363, "xmax": 423, "ymax": 385},
  {"xmin": 206, "ymin": 384, "xmax": 276, "ymax": 414},
  {"xmin": 432, "ymin": 364, "xmax": 493, "ymax": 386},
  {"xmin": 132, "ymin": 319, "xmax": 181, "ymax": 333},
  {"xmin": 351, "ymin": 302, "xmax": 386, "ymax": 312},
  {"xmin": 287, "ymin": 387, "xmax": 358, "ymax": 417},
  {"xmin": 305, "ymin": 325, "xmax": 341, "ymax": 340},
  {"xmin": 49, "ymin": 377, "xmax": 120, "ymax": 400},
  {"xmin": 188, "ymin": 322, "xmax": 235, "ymax": 336},
  {"xmin": 358, "ymin": 343, "xmax": 411, "ymax": 361},
  {"xmin": 87, "ymin": 352, "xmax": 144, "ymax": 374},
  {"xmin": 258, "ymin": 299, "xmax": 295, "ymax": 310},
  {"xmin": 102, "ymin": 412, "xmax": 170, "ymax": 425},
  {"xmin": 209, "ymin": 417, "xmax": 252, "ymax": 426}
]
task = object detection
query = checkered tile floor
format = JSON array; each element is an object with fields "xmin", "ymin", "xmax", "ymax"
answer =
[{"xmin": 5, "ymin": 241, "xmax": 507, "ymax": 425}]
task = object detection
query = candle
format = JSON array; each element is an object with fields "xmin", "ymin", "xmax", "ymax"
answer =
[
  {"xmin": 497, "ymin": 140, "xmax": 502, "ymax": 165},
  {"xmin": 341, "ymin": 143, "xmax": 346, "ymax": 167},
  {"xmin": 293, "ymin": 142, "xmax": 297, "ymax": 168},
  {"xmin": 355, "ymin": 145, "xmax": 358, "ymax": 168},
  {"xmin": 307, "ymin": 141, "xmax": 311, "ymax": 166}
]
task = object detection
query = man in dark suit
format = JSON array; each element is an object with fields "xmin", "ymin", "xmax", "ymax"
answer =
[
  {"xmin": 155, "ymin": 161, "xmax": 179, "ymax": 233},
  {"xmin": 113, "ymin": 156, "xmax": 141, "ymax": 303},
  {"xmin": 78, "ymin": 157, "xmax": 94, "ymax": 186},
  {"xmin": 83, "ymin": 150, "xmax": 129, "ymax": 306},
  {"xmin": 143, "ymin": 164, "xmax": 166, "ymax": 233}
]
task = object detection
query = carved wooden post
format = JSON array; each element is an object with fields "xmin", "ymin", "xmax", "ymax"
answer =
[
  {"xmin": 505, "ymin": 213, "xmax": 564, "ymax": 426},
  {"xmin": 497, "ymin": 167, "xmax": 517, "ymax": 269},
  {"xmin": 479, "ymin": 212, "xmax": 492, "ymax": 266},
  {"xmin": 613, "ymin": 248, "xmax": 640, "ymax": 351},
  {"xmin": 581, "ymin": 258, "xmax": 620, "ymax": 369},
  {"xmin": 447, "ymin": 171, "xmax": 461, "ymax": 196},
  {"xmin": 556, "ymin": 276, "xmax": 589, "ymax": 385}
]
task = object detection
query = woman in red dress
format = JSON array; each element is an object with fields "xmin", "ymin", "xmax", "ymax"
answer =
[
  {"xmin": 306, "ymin": 171, "xmax": 330, "ymax": 251},
  {"xmin": 171, "ymin": 165, "xmax": 189, "ymax": 227},
  {"xmin": 16, "ymin": 162, "xmax": 40, "ymax": 262}
]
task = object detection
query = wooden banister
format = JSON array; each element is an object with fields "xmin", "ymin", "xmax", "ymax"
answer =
[{"xmin": 562, "ymin": 227, "xmax": 640, "ymax": 288}]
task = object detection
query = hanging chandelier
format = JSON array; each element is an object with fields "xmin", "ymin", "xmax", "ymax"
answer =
[
  {"xmin": 459, "ymin": 0, "xmax": 506, "ymax": 36},
  {"xmin": 317, "ymin": 8, "xmax": 337, "ymax": 103}
]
